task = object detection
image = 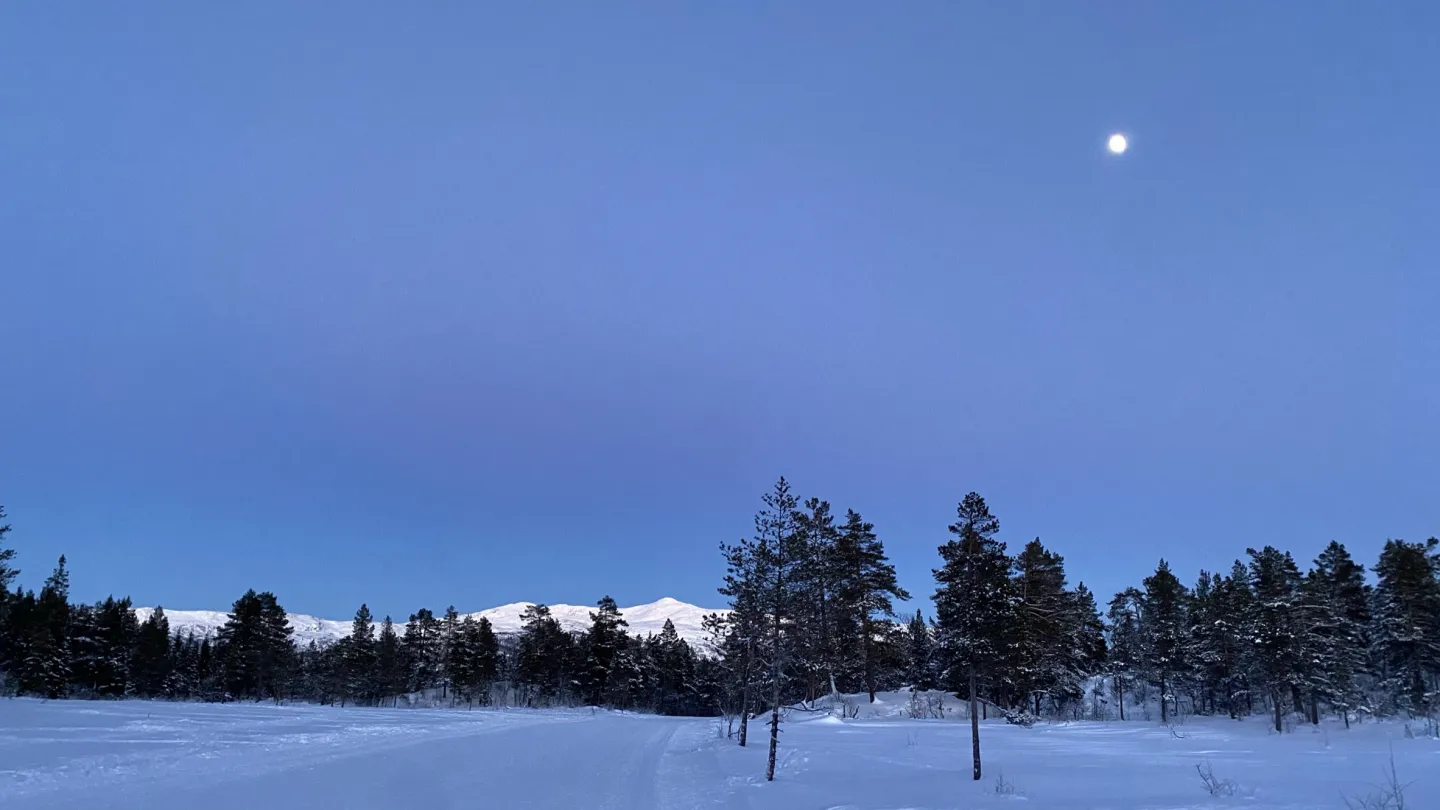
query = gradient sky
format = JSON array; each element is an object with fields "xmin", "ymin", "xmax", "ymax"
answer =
[{"xmin": 2, "ymin": 3, "xmax": 1436, "ymax": 622}]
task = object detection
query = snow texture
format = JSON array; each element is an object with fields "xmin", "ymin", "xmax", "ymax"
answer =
[
  {"xmin": 134, "ymin": 596, "xmax": 722, "ymax": 647},
  {"xmin": 3, "ymin": 692, "xmax": 1437, "ymax": 809}
]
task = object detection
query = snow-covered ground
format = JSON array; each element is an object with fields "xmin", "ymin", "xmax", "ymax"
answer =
[{"xmin": 3, "ymin": 695, "xmax": 1437, "ymax": 809}]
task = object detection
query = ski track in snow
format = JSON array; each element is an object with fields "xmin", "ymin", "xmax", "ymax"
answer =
[{"xmin": 4, "ymin": 695, "xmax": 1440, "ymax": 809}]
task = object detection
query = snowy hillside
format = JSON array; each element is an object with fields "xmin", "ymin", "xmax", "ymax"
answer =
[{"xmin": 135, "ymin": 597, "xmax": 722, "ymax": 647}]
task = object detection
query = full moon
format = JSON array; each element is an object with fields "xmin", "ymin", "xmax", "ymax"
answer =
[{"xmin": 1107, "ymin": 133, "xmax": 1129, "ymax": 154}]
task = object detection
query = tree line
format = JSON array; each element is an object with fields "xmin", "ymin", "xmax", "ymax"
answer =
[
  {"xmin": 706, "ymin": 481, "xmax": 1440, "ymax": 782},
  {"xmin": 0, "ymin": 506, "xmax": 716, "ymax": 713}
]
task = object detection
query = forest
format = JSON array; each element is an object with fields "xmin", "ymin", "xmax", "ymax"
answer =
[{"xmin": 2, "ymin": 484, "xmax": 1438, "ymax": 759}]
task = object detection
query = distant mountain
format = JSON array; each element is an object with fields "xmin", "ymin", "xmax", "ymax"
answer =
[{"xmin": 134, "ymin": 597, "xmax": 724, "ymax": 648}]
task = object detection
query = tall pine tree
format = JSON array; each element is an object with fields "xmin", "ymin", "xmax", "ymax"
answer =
[{"xmin": 933, "ymin": 492, "xmax": 1013, "ymax": 781}]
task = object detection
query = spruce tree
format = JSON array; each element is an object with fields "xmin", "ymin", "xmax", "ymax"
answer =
[
  {"xmin": 133, "ymin": 607, "xmax": 172, "ymax": 697},
  {"xmin": 905, "ymin": 610, "xmax": 936, "ymax": 691},
  {"xmin": 933, "ymin": 492, "xmax": 1013, "ymax": 781},
  {"xmin": 21, "ymin": 556, "xmax": 72, "ymax": 699}
]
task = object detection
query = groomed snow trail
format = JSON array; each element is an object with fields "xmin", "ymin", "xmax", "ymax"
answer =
[{"xmin": 1, "ymin": 700, "xmax": 703, "ymax": 810}]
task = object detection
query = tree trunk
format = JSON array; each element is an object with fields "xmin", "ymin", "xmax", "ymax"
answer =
[
  {"xmin": 1273, "ymin": 689, "xmax": 1283, "ymax": 733},
  {"xmin": 1117, "ymin": 677, "xmax": 1125, "ymax": 721},
  {"xmin": 969, "ymin": 665, "xmax": 982, "ymax": 781},
  {"xmin": 738, "ymin": 639, "xmax": 752, "ymax": 747},
  {"xmin": 766, "ymin": 565, "xmax": 783, "ymax": 783},
  {"xmin": 1034, "ymin": 692, "xmax": 1041, "ymax": 716},
  {"xmin": 1309, "ymin": 693, "xmax": 1319, "ymax": 725},
  {"xmin": 1160, "ymin": 674, "xmax": 1169, "ymax": 724}
]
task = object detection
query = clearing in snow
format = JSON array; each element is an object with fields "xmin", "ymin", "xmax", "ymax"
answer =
[{"xmin": 2, "ymin": 694, "xmax": 1437, "ymax": 810}]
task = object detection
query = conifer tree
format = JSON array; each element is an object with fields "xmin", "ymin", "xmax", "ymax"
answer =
[
  {"xmin": 752, "ymin": 477, "xmax": 804, "ymax": 782},
  {"xmin": 717, "ymin": 535, "xmax": 765, "ymax": 747},
  {"xmin": 794, "ymin": 497, "xmax": 842, "ymax": 700},
  {"xmin": 1371, "ymin": 538, "xmax": 1440, "ymax": 718},
  {"xmin": 1246, "ymin": 546, "xmax": 1306, "ymax": 732},
  {"xmin": 472, "ymin": 616, "xmax": 501, "ymax": 705},
  {"xmin": 1306, "ymin": 542, "xmax": 1371, "ymax": 725},
  {"xmin": 402, "ymin": 608, "xmax": 443, "ymax": 693},
  {"xmin": 440, "ymin": 605, "xmax": 461, "ymax": 699},
  {"xmin": 1105, "ymin": 588, "xmax": 1143, "ymax": 720},
  {"xmin": 0, "ymin": 506, "xmax": 16, "ymax": 692},
  {"xmin": 133, "ymin": 607, "xmax": 172, "ymax": 697},
  {"xmin": 580, "ymin": 596, "xmax": 628, "ymax": 706},
  {"xmin": 833, "ymin": 509, "xmax": 910, "ymax": 702},
  {"xmin": 344, "ymin": 604, "xmax": 377, "ymax": 705},
  {"xmin": 905, "ymin": 610, "xmax": 936, "ymax": 691},
  {"xmin": 1010, "ymin": 538, "xmax": 1071, "ymax": 714},
  {"xmin": 1139, "ymin": 560, "xmax": 1187, "ymax": 724},
  {"xmin": 21, "ymin": 556, "xmax": 72, "ymax": 698},
  {"xmin": 933, "ymin": 492, "xmax": 1013, "ymax": 780},
  {"xmin": 375, "ymin": 616, "xmax": 403, "ymax": 705}
]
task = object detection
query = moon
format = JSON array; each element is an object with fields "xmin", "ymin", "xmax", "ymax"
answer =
[{"xmin": 1107, "ymin": 133, "xmax": 1129, "ymax": 155}]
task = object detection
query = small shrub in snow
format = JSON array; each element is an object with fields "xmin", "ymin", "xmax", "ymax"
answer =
[
  {"xmin": 1002, "ymin": 708, "xmax": 1038, "ymax": 728},
  {"xmin": 1196, "ymin": 760, "xmax": 1238, "ymax": 797},
  {"xmin": 993, "ymin": 770, "xmax": 1024, "ymax": 798},
  {"xmin": 906, "ymin": 690, "xmax": 946, "ymax": 720},
  {"xmin": 1342, "ymin": 749, "xmax": 1412, "ymax": 810}
]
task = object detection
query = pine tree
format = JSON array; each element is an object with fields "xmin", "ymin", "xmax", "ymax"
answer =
[
  {"xmin": 752, "ymin": 477, "xmax": 804, "ymax": 782},
  {"xmin": 1306, "ymin": 542, "xmax": 1371, "ymax": 725},
  {"xmin": 440, "ymin": 605, "xmax": 461, "ymax": 699},
  {"xmin": 580, "ymin": 596, "xmax": 628, "ymax": 706},
  {"xmin": 1105, "ymin": 588, "xmax": 1143, "ymax": 720},
  {"xmin": 832, "ymin": 509, "xmax": 910, "ymax": 702},
  {"xmin": 1246, "ymin": 546, "xmax": 1306, "ymax": 732},
  {"xmin": 402, "ymin": 608, "xmax": 443, "ymax": 693},
  {"xmin": 717, "ymin": 534, "xmax": 766, "ymax": 747},
  {"xmin": 1065, "ymin": 583, "xmax": 1108, "ymax": 715},
  {"xmin": 793, "ymin": 497, "xmax": 843, "ymax": 701},
  {"xmin": 217, "ymin": 589, "xmax": 294, "ymax": 701},
  {"xmin": 1139, "ymin": 560, "xmax": 1187, "ymax": 724},
  {"xmin": 344, "ymin": 604, "xmax": 377, "ymax": 706},
  {"xmin": 1371, "ymin": 538, "xmax": 1440, "ymax": 718},
  {"xmin": 375, "ymin": 616, "xmax": 403, "ymax": 706},
  {"xmin": 1009, "ymin": 538, "xmax": 1071, "ymax": 714},
  {"xmin": 0, "ymin": 506, "xmax": 16, "ymax": 693},
  {"xmin": 472, "ymin": 616, "xmax": 500, "ymax": 705},
  {"xmin": 515, "ymin": 604, "xmax": 572, "ymax": 706},
  {"xmin": 933, "ymin": 492, "xmax": 1014, "ymax": 781}
]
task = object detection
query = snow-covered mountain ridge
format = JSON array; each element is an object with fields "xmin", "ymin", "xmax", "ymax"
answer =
[{"xmin": 134, "ymin": 597, "xmax": 724, "ymax": 647}]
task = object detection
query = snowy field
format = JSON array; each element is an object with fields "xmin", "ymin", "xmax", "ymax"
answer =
[{"xmin": 3, "ymin": 696, "xmax": 1438, "ymax": 810}]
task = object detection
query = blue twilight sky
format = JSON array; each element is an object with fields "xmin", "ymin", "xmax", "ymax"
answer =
[{"xmin": 2, "ymin": 3, "xmax": 1436, "ymax": 622}]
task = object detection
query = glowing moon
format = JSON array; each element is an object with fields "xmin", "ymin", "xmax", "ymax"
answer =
[{"xmin": 1107, "ymin": 133, "xmax": 1128, "ymax": 155}]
